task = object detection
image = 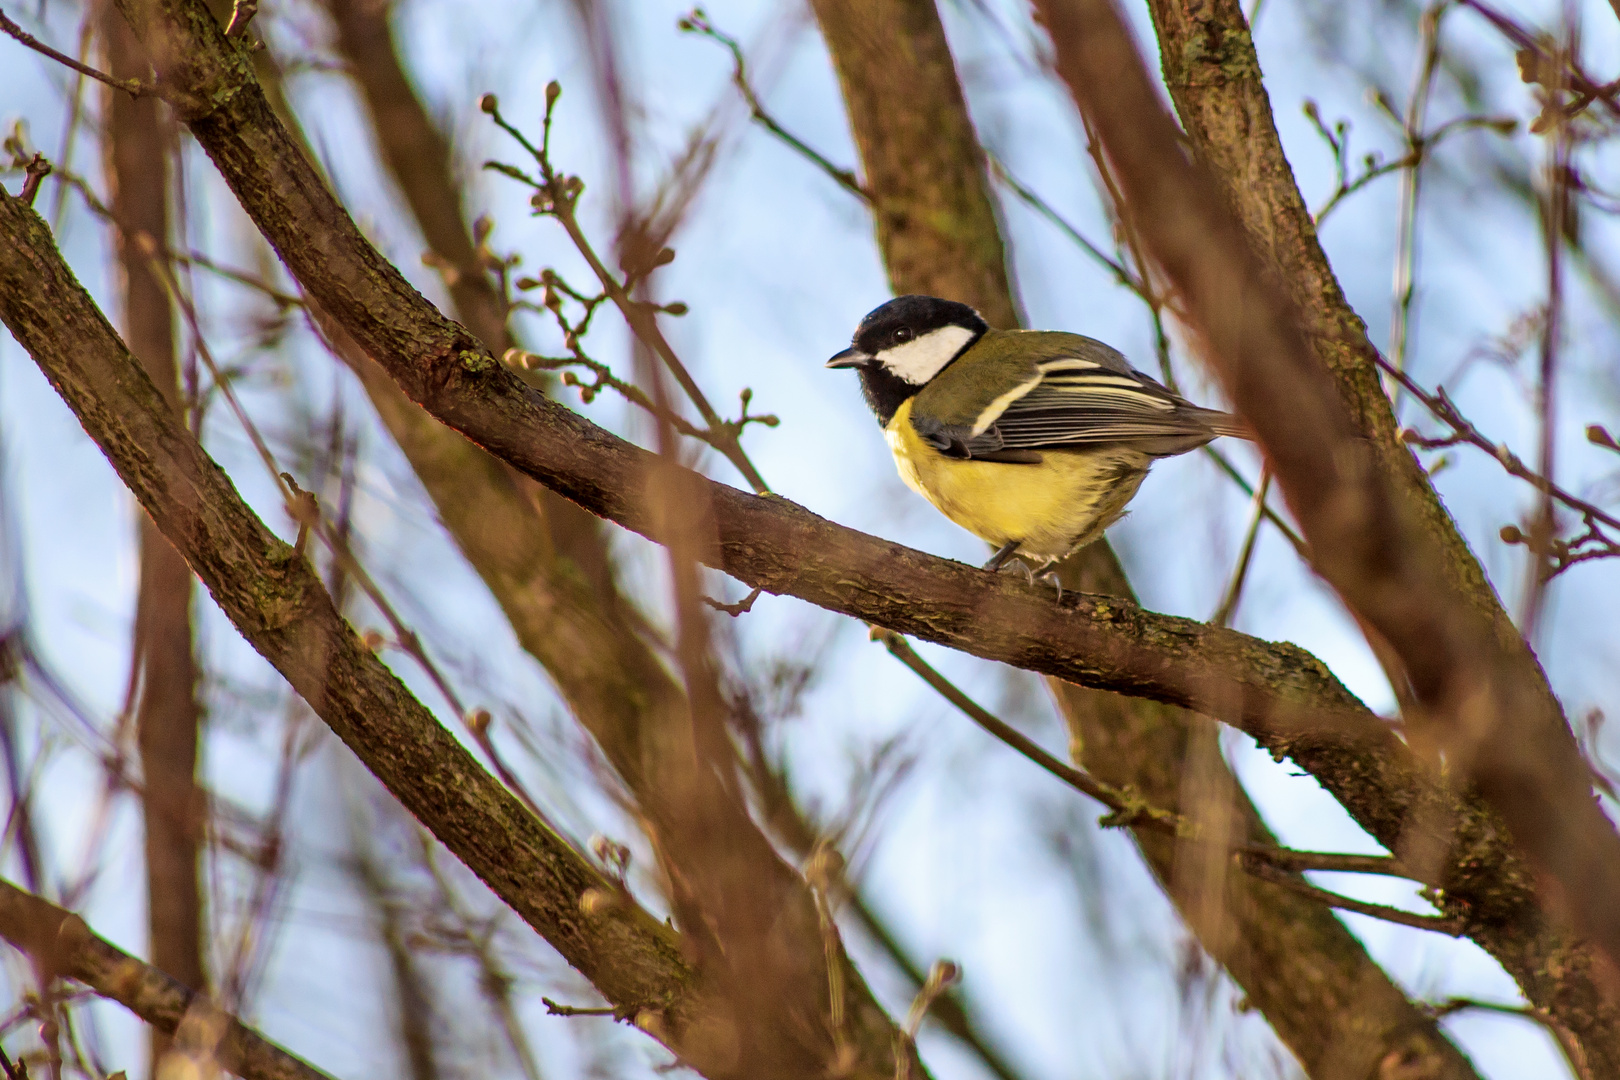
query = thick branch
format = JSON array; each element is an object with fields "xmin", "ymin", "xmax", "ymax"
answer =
[
  {"xmin": 1032, "ymin": 0, "xmax": 1620, "ymax": 998},
  {"xmin": 1125, "ymin": 0, "xmax": 1620, "ymax": 1061},
  {"xmin": 99, "ymin": 12, "xmax": 209, "ymax": 1067},
  {"xmin": 0, "ymin": 877, "xmax": 333, "ymax": 1080},
  {"xmin": 0, "ymin": 187, "xmax": 741, "ymax": 1072},
  {"xmin": 809, "ymin": 3, "xmax": 1475, "ymax": 1074}
]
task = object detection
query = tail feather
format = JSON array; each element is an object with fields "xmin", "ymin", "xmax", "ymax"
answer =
[{"xmin": 1200, "ymin": 408, "xmax": 1253, "ymax": 441}]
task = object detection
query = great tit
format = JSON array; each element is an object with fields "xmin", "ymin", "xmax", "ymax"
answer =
[{"xmin": 827, "ymin": 295, "xmax": 1248, "ymax": 573}]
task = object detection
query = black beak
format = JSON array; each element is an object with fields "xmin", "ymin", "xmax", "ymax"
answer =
[{"xmin": 826, "ymin": 346, "xmax": 870, "ymax": 369}]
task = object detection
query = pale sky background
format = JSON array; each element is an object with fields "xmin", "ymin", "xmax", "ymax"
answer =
[{"xmin": 2, "ymin": 0, "xmax": 1619, "ymax": 1077}]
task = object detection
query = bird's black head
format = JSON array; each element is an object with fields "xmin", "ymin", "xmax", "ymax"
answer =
[{"xmin": 826, "ymin": 295, "xmax": 989, "ymax": 425}]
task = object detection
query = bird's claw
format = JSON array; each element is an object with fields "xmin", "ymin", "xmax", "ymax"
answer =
[{"xmin": 1038, "ymin": 571, "xmax": 1064, "ymax": 602}]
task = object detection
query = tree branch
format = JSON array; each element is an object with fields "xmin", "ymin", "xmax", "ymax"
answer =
[
  {"xmin": 0, "ymin": 876, "xmax": 335, "ymax": 1080},
  {"xmin": 1034, "ymin": 0, "xmax": 1620, "ymax": 1012},
  {"xmin": 809, "ymin": 3, "xmax": 1478, "ymax": 1075},
  {"xmin": 1128, "ymin": 0, "xmax": 1620, "ymax": 1061},
  {"xmin": 0, "ymin": 186, "xmax": 745, "ymax": 1074},
  {"xmin": 87, "ymin": 0, "xmax": 1555, "ymax": 1069}
]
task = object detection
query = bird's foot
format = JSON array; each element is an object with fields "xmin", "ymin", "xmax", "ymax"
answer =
[{"xmin": 982, "ymin": 540, "xmax": 1021, "ymax": 573}]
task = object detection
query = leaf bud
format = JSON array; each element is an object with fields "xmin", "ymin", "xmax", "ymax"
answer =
[
  {"xmin": 1500, "ymin": 524, "xmax": 1524, "ymax": 545},
  {"xmin": 654, "ymin": 246, "xmax": 676, "ymax": 267},
  {"xmin": 662, "ymin": 301, "xmax": 688, "ymax": 316},
  {"xmin": 465, "ymin": 707, "xmax": 491, "ymax": 736},
  {"xmin": 546, "ymin": 80, "xmax": 562, "ymax": 106},
  {"xmin": 478, "ymin": 93, "xmax": 498, "ymax": 115}
]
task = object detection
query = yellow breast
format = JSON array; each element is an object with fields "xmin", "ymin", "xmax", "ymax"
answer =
[{"xmin": 883, "ymin": 398, "xmax": 1149, "ymax": 561}]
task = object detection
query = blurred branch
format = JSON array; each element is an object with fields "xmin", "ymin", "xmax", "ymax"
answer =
[
  {"xmin": 98, "ymin": 16, "xmax": 208, "ymax": 1073},
  {"xmin": 0, "ymin": 877, "xmax": 338, "ymax": 1080},
  {"xmin": 1458, "ymin": 0, "xmax": 1620, "ymax": 124},
  {"xmin": 1040, "ymin": 0, "xmax": 1620, "ymax": 1034}
]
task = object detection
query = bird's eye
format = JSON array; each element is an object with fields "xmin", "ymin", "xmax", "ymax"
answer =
[{"xmin": 893, "ymin": 327, "xmax": 914, "ymax": 344}]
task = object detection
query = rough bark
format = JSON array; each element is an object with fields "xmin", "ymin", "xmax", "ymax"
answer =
[
  {"xmin": 1033, "ymin": 0, "xmax": 1620, "ymax": 1065},
  {"xmin": 0, "ymin": 876, "xmax": 336, "ymax": 1080},
  {"xmin": 809, "ymin": 3, "xmax": 1477, "ymax": 1075},
  {"xmin": 99, "ymin": 11, "xmax": 207, "ymax": 1064}
]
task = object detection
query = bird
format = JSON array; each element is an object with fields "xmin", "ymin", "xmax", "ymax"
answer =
[{"xmin": 826, "ymin": 295, "xmax": 1249, "ymax": 579}]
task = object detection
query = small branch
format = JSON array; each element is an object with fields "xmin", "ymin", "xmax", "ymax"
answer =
[
  {"xmin": 1236, "ymin": 847, "xmax": 1407, "ymax": 877},
  {"xmin": 681, "ymin": 11, "xmax": 870, "ymax": 203},
  {"xmin": 1210, "ymin": 468, "xmax": 1271, "ymax": 627},
  {"xmin": 481, "ymin": 90, "xmax": 773, "ymax": 494},
  {"xmin": 1241, "ymin": 857, "xmax": 1464, "ymax": 935},
  {"xmin": 17, "ymin": 155, "xmax": 49, "ymax": 207},
  {"xmin": 869, "ymin": 627, "xmax": 1182, "ymax": 833},
  {"xmin": 0, "ymin": 9, "xmax": 149, "ymax": 97},
  {"xmin": 988, "ymin": 156, "xmax": 1139, "ymax": 292},
  {"xmin": 702, "ymin": 586, "xmax": 761, "ymax": 617},
  {"xmin": 540, "ymin": 997, "xmax": 621, "ymax": 1019},
  {"xmin": 895, "ymin": 961, "xmax": 959, "ymax": 1080},
  {"xmin": 1459, "ymin": 0, "xmax": 1620, "ymax": 122},
  {"xmin": 1421, "ymin": 998, "xmax": 1594, "ymax": 1080},
  {"xmin": 1380, "ymin": 354, "xmax": 1620, "ymax": 540}
]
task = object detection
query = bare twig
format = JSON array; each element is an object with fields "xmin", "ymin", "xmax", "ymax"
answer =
[
  {"xmin": 681, "ymin": 11, "xmax": 869, "ymax": 202},
  {"xmin": 1379, "ymin": 356, "xmax": 1620, "ymax": 551},
  {"xmin": 1240, "ymin": 857, "xmax": 1464, "ymax": 935},
  {"xmin": 16, "ymin": 156, "xmax": 48, "ymax": 207},
  {"xmin": 482, "ymin": 90, "xmax": 772, "ymax": 494},
  {"xmin": 0, "ymin": 9, "xmax": 148, "ymax": 97},
  {"xmin": 1210, "ymin": 468, "xmax": 1271, "ymax": 627},
  {"xmin": 702, "ymin": 586, "xmax": 761, "ymax": 617}
]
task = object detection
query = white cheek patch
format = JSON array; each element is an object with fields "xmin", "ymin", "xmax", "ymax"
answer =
[{"xmin": 874, "ymin": 325, "xmax": 977, "ymax": 384}]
